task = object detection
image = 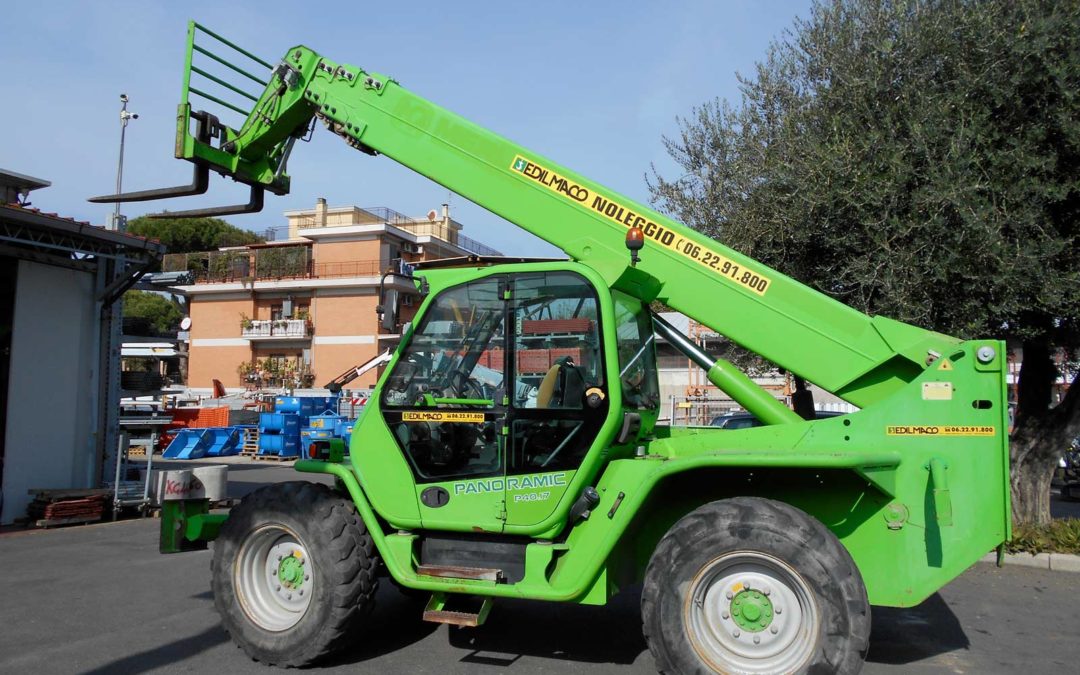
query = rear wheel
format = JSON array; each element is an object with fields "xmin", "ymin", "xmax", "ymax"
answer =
[
  {"xmin": 642, "ymin": 497, "xmax": 869, "ymax": 674},
  {"xmin": 212, "ymin": 481, "xmax": 378, "ymax": 666}
]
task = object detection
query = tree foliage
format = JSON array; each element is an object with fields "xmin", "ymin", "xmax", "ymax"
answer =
[
  {"xmin": 126, "ymin": 215, "xmax": 264, "ymax": 253},
  {"xmin": 650, "ymin": 0, "xmax": 1080, "ymax": 523},
  {"xmin": 123, "ymin": 289, "xmax": 184, "ymax": 335}
]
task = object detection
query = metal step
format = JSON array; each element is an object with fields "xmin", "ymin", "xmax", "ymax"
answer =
[
  {"xmin": 422, "ymin": 592, "xmax": 492, "ymax": 627},
  {"xmin": 416, "ymin": 564, "xmax": 502, "ymax": 582}
]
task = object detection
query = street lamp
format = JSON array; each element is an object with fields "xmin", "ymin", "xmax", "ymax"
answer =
[{"xmin": 110, "ymin": 93, "xmax": 139, "ymax": 231}]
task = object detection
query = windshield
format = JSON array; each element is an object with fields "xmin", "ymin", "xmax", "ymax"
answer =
[{"xmin": 382, "ymin": 276, "xmax": 505, "ymax": 407}]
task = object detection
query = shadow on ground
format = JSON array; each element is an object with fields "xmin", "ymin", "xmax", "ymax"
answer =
[
  {"xmin": 445, "ymin": 585, "xmax": 647, "ymax": 667},
  {"xmin": 324, "ymin": 585, "xmax": 443, "ymax": 665},
  {"xmin": 78, "ymin": 626, "xmax": 230, "ymax": 675},
  {"xmin": 331, "ymin": 583, "xmax": 647, "ymax": 668},
  {"xmin": 867, "ymin": 593, "xmax": 969, "ymax": 665}
]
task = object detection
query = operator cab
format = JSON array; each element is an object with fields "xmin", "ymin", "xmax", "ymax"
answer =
[{"xmin": 368, "ymin": 265, "xmax": 659, "ymax": 534}]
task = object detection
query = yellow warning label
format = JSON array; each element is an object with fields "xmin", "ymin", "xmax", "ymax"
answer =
[
  {"xmin": 886, "ymin": 425, "xmax": 995, "ymax": 436},
  {"xmin": 402, "ymin": 411, "xmax": 485, "ymax": 423},
  {"xmin": 938, "ymin": 359, "xmax": 954, "ymax": 371},
  {"xmin": 510, "ymin": 155, "xmax": 772, "ymax": 296}
]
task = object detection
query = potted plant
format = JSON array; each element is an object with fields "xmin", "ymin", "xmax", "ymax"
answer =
[
  {"xmin": 239, "ymin": 313, "xmax": 254, "ymax": 330},
  {"xmin": 237, "ymin": 361, "xmax": 256, "ymax": 386}
]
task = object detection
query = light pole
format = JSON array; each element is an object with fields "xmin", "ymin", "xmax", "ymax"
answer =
[{"xmin": 111, "ymin": 93, "xmax": 138, "ymax": 231}]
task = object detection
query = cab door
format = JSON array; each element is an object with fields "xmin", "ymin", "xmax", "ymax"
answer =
[
  {"xmin": 379, "ymin": 275, "xmax": 510, "ymax": 532},
  {"xmin": 503, "ymin": 271, "xmax": 609, "ymax": 528}
]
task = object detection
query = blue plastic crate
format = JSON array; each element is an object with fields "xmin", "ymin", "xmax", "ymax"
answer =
[
  {"xmin": 258, "ymin": 433, "xmax": 300, "ymax": 456},
  {"xmin": 307, "ymin": 412, "xmax": 344, "ymax": 430},
  {"xmin": 259, "ymin": 412, "xmax": 301, "ymax": 435}
]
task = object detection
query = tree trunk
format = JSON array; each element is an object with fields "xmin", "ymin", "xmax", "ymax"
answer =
[{"xmin": 1009, "ymin": 340, "xmax": 1080, "ymax": 525}]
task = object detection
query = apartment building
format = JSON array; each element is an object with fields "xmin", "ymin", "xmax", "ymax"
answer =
[{"xmin": 173, "ymin": 200, "xmax": 500, "ymax": 392}]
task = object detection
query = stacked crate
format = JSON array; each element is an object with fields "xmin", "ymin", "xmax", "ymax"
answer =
[
  {"xmin": 257, "ymin": 396, "xmax": 337, "ymax": 458},
  {"xmin": 257, "ymin": 411, "xmax": 301, "ymax": 457}
]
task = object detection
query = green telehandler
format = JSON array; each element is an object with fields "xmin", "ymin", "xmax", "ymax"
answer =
[{"xmin": 94, "ymin": 23, "xmax": 1011, "ymax": 674}]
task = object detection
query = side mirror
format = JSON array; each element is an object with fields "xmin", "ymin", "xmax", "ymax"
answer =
[{"xmin": 380, "ymin": 288, "xmax": 399, "ymax": 332}]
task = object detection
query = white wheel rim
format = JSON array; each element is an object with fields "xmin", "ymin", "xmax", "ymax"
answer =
[
  {"xmin": 234, "ymin": 523, "xmax": 314, "ymax": 631},
  {"xmin": 685, "ymin": 551, "xmax": 818, "ymax": 673}
]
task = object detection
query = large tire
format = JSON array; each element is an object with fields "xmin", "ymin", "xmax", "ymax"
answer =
[
  {"xmin": 642, "ymin": 497, "xmax": 869, "ymax": 674},
  {"xmin": 211, "ymin": 481, "xmax": 379, "ymax": 666}
]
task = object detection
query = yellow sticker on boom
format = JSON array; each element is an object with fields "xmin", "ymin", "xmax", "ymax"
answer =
[
  {"xmin": 402, "ymin": 411, "xmax": 485, "ymax": 423},
  {"xmin": 886, "ymin": 425, "xmax": 995, "ymax": 436},
  {"xmin": 510, "ymin": 155, "xmax": 772, "ymax": 296}
]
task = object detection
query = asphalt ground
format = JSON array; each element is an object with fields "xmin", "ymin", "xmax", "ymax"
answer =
[{"xmin": 1, "ymin": 460, "xmax": 1078, "ymax": 674}]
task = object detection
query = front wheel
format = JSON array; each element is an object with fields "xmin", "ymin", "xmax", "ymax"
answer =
[
  {"xmin": 211, "ymin": 481, "xmax": 379, "ymax": 666},
  {"xmin": 642, "ymin": 497, "xmax": 869, "ymax": 674}
]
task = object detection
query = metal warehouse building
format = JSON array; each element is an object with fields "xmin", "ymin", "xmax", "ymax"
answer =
[{"xmin": 0, "ymin": 170, "xmax": 164, "ymax": 524}]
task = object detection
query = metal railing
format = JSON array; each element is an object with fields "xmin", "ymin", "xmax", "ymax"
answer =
[
  {"xmin": 312, "ymin": 260, "xmax": 384, "ymax": 278},
  {"xmin": 163, "ymin": 250, "xmax": 393, "ymax": 283},
  {"xmin": 241, "ymin": 319, "xmax": 312, "ymax": 339},
  {"xmin": 163, "ymin": 246, "xmax": 314, "ymax": 283}
]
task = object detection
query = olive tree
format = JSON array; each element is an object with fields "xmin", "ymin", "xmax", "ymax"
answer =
[{"xmin": 649, "ymin": 0, "xmax": 1080, "ymax": 524}]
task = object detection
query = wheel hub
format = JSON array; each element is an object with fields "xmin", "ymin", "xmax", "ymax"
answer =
[
  {"xmin": 730, "ymin": 588, "xmax": 773, "ymax": 631},
  {"xmin": 277, "ymin": 552, "xmax": 306, "ymax": 587}
]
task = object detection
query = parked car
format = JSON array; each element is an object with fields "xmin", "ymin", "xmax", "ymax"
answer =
[{"xmin": 709, "ymin": 410, "xmax": 847, "ymax": 429}]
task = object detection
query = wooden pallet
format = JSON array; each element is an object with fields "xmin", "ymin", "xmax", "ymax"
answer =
[
  {"xmin": 252, "ymin": 454, "xmax": 297, "ymax": 462},
  {"xmin": 26, "ymin": 490, "xmax": 107, "ymax": 528},
  {"xmin": 241, "ymin": 428, "xmax": 260, "ymax": 454},
  {"xmin": 36, "ymin": 514, "xmax": 102, "ymax": 528}
]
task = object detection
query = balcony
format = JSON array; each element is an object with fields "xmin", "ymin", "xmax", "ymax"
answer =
[
  {"xmin": 164, "ymin": 248, "xmax": 395, "ymax": 285},
  {"xmin": 241, "ymin": 319, "xmax": 312, "ymax": 341}
]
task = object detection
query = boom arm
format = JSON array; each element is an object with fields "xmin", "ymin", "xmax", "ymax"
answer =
[{"xmin": 101, "ymin": 22, "xmax": 962, "ymax": 408}]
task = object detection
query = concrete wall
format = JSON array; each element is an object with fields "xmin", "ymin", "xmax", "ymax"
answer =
[{"xmin": 2, "ymin": 261, "xmax": 98, "ymax": 524}]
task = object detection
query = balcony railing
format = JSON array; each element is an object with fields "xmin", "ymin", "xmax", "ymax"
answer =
[
  {"xmin": 241, "ymin": 319, "xmax": 312, "ymax": 339},
  {"xmin": 164, "ymin": 250, "xmax": 412, "ymax": 284},
  {"xmin": 312, "ymin": 260, "xmax": 385, "ymax": 277}
]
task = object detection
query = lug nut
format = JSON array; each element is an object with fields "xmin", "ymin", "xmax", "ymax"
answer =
[
  {"xmin": 770, "ymin": 626, "xmax": 778, "ymax": 634},
  {"xmin": 733, "ymin": 630, "xmax": 740, "ymax": 638},
  {"xmin": 763, "ymin": 588, "xmax": 771, "ymax": 596},
  {"xmin": 721, "ymin": 611, "xmax": 729, "ymax": 620},
  {"xmin": 304, "ymin": 574, "xmax": 310, "ymax": 581},
  {"xmin": 753, "ymin": 636, "xmax": 760, "ymax": 644},
  {"xmin": 726, "ymin": 591, "xmax": 733, "ymax": 599},
  {"xmin": 776, "ymin": 607, "xmax": 782, "ymax": 614}
]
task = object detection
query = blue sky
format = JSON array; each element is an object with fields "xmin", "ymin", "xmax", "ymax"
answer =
[{"xmin": 1, "ymin": 1, "xmax": 811, "ymax": 256}]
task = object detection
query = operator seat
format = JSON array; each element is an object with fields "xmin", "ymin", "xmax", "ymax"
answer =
[
  {"xmin": 536, "ymin": 357, "xmax": 585, "ymax": 408},
  {"xmin": 536, "ymin": 364, "xmax": 561, "ymax": 408}
]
